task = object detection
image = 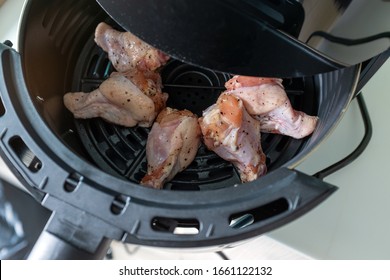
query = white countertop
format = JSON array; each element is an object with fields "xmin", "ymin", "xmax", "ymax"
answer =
[{"xmin": 1, "ymin": 0, "xmax": 389, "ymax": 260}]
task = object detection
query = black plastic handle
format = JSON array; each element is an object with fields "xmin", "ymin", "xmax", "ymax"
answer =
[{"xmin": 27, "ymin": 230, "xmax": 111, "ymax": 260}]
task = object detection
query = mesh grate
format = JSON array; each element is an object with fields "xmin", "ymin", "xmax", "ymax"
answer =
[{"xmin": 72, "ymin": 31, "xmax": 317, "ymax": 190}]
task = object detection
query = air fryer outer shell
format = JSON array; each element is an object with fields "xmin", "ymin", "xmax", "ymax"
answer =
[{"xmin": 0, "ymin": 0, "xmax": 362, "ymax": 258}]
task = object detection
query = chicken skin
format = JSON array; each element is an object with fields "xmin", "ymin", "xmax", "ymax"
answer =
[
  {"xmin": 225, "ymin": 76, "xmax": 318, "ymax": 139},
  {"xmin": 140, "ymin": 108, "xmax": 201, "ymax": 189},
  {"xmin": 64, "ymin": 22, "xmax": 171, "ymax": 127},
  {"xmin": 199, "ymin": 93, "xmax": 267, "ymax": 183},
  {"xmin": 94, "ymin": 22, "xmax": 170, "ymax": 72},
  {"xmin": 121, "ymin": 69, "xmax": 167, "ymax": 115},
  {"xmin": 64, "ymin": 72, "xmax": 168, "ymax": 127}
]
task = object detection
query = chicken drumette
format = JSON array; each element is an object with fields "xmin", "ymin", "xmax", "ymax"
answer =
[
  {"xmin": 225, "ymin": 75, "xmax": 318, "ymax": 139},
  {"xmin": 199, "ymin": 92, "xmax": 267, "ymax": 183},
  {"xmin": 141, "ymin": 108, "xmax": 201, "ymax": 189}
]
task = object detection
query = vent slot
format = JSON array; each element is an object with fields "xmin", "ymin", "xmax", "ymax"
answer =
[
  {"xmin": 0, "ymin": 96, "xmax": 5, "ymax": 116},
  {"xmin": 229, "ymin": 198, "xmax": 289, "ymax": 229},
  {"xmin": 9, "ymin": 136, "xmax": 42, "ymax": 173},
  {"xmin": 110, "ymin": 195, "xmax": 130, "ymax": 215},
  {"xmin": 64, "ymin": 173, "xmax": 83, "ymax": 193},
  {"xmin": 151, "ymin": 217, "xmax": 200, "ymax": 235}
]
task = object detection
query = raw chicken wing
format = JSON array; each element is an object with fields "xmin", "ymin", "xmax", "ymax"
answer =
[
  {"xmin": 199, "ymin": 93, "xmax": 267, "ymax": 183},
  {"xmin": 95, "ymin": 22, "xmax": 170, "ymax": 72},
  {"xmin": 64, "ymin": 72, "xmax": 168, "ymax": 127},
  {"xmin": 140, "ymin": 108, "xmax": 201, "ymax": 189},
  {"xmin": 225, "ymin": 76, "xmax": 318, "ymax": 139},
  {"xmin": 64, "ymin": 22, "xmax": 170, "ymax": 127}
]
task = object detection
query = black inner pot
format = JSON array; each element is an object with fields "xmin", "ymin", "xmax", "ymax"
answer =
[{"xmin": 7, "ymin": 0, "xmax": 359, "ymax": 248}]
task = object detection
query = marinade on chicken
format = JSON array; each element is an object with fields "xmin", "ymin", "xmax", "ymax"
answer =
[
  {"xmin": 225, "ymin": 75, "xmax": 318, "ymax": 139},
  {"xmin": 64, "ymin": 72, "xmax": 168, "ymax": 127},
  {"xmin": 94, "ymin": 22, "xmax": 170, "ymax": 73},
  {"xmin": 140, "ymin": 108, "xmax": 202, "ymax": 189},
  {"xmin": 199, "ymin": 93, "xmax": 267, "ymax": 183},
  {"xmin": 64, "ymin": 22, "xmax": 170, "ymax": 127}
]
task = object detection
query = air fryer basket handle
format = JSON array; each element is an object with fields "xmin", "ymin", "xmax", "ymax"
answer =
[{"xmin": 27, "ymin": 230, "xmax": 111, "ymax": 260}]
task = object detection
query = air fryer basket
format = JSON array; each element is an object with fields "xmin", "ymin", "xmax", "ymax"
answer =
[
  {"xmin": 72, "ymin": 31, "xmax": 318, "ymax": 189},
  {"xmin": 0, "ymin": 0, "xmax": 360, "ymax": 258}
]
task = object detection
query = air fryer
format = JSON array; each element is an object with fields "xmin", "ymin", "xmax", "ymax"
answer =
[{"xmin": 0, "ymin": 0, "xmax": 388, "ymax": 259}]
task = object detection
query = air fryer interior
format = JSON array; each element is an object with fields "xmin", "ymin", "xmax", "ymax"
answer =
[
  {"xmin": 71, "ymin": 36, "xmax": 318, "ymax": 190},
  {"xmin": 16, "ymin": 0, "xmax": 336, "ymax": 192},
  {"xmin": 2, "ymin": 0, "xmax": 361, "ymax": 249}
]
